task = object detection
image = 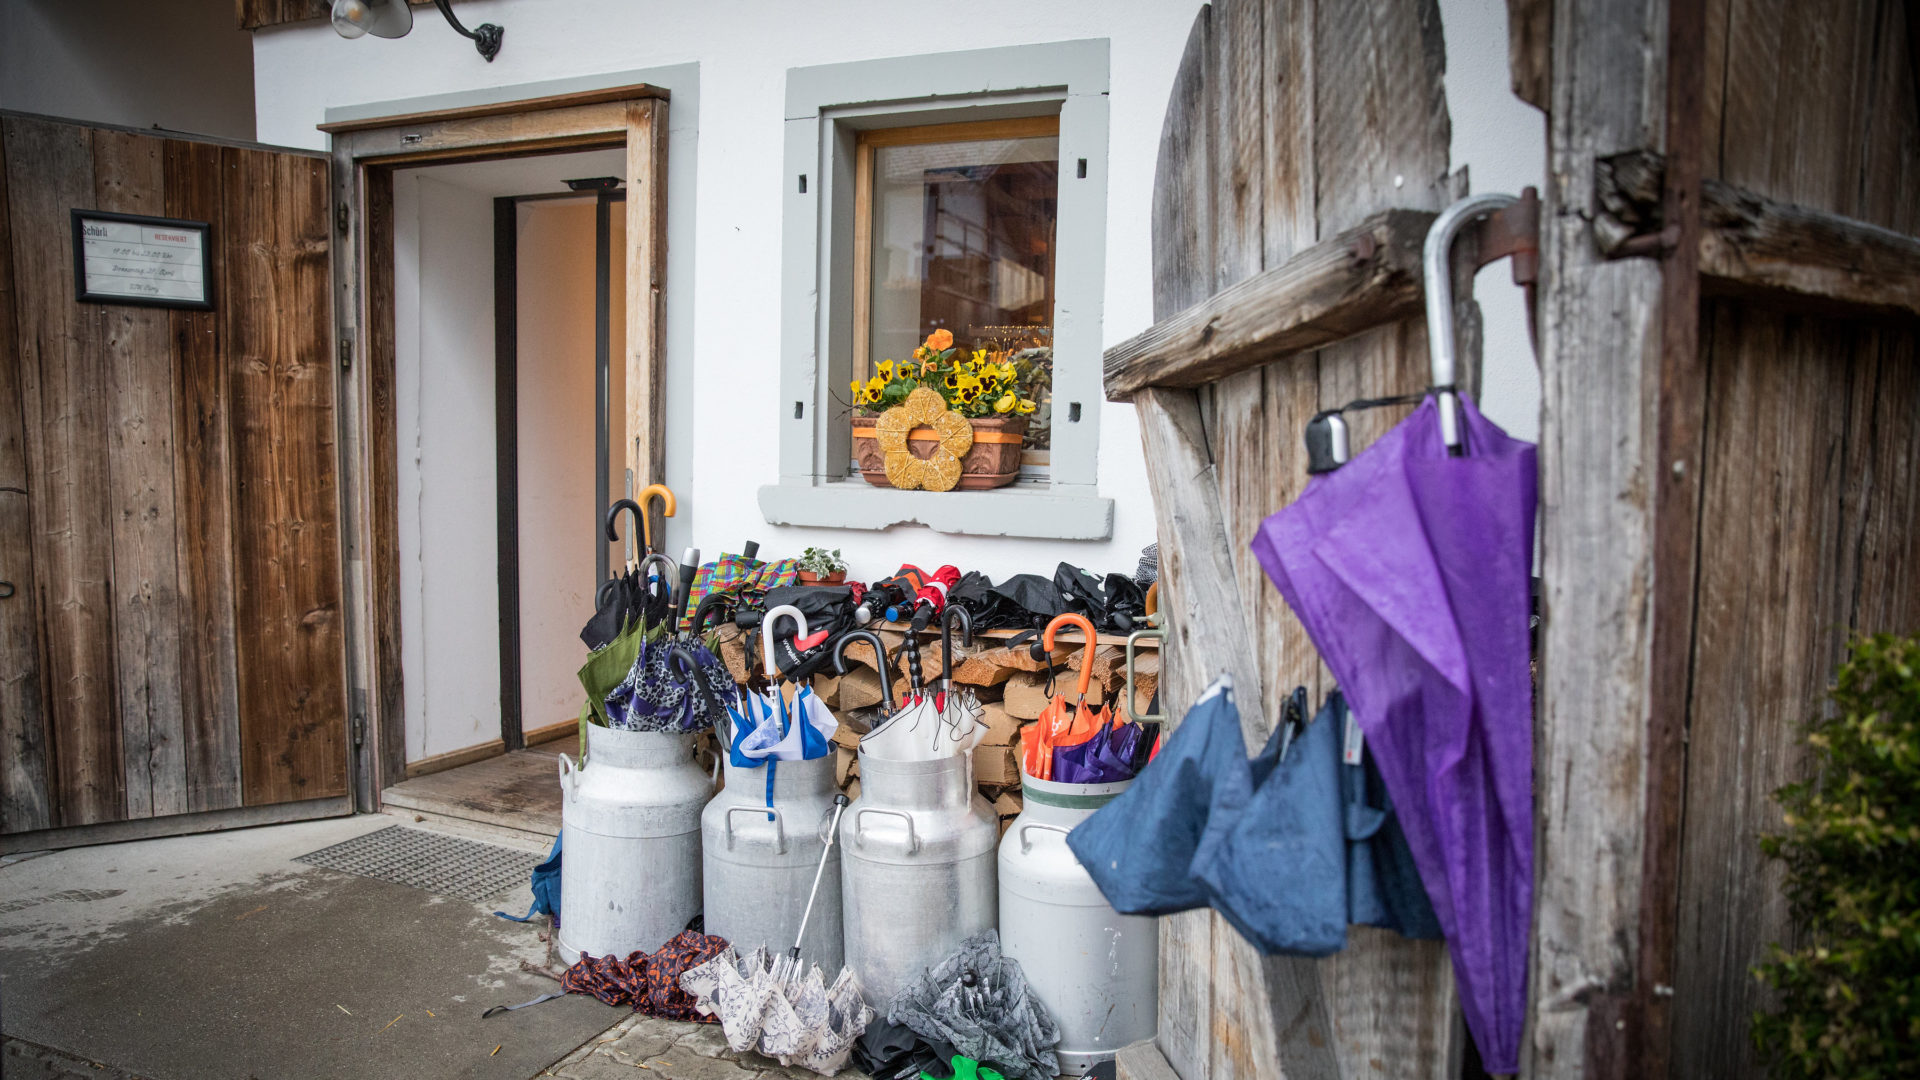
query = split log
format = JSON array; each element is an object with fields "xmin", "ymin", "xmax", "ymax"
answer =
[
  {"xmin": 1003, "ymin": 672, "xmax": 1052, "ymax": 720},
  {"xmin": 992, "ymin": 791, "xmax": 1024, "ymax": 818},
  {"xmin": 975, "ymin": 703, "xmax": 1023, "ymax": 746},
  {"xmin": 973, "ymin": 743, "xmax": 1019, "ymax": 787}
]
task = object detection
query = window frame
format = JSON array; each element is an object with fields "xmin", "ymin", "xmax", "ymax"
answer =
[{"xmin": 760, "ymin": 40, "xmax": 1112, "ymax": 540}]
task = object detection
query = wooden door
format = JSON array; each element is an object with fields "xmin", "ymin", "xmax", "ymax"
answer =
[
  {"xmin": 1105, "ymin": 2, "xmax": 1470, "ymax": 1079},
  {"xmin": 0, "ymin": 113, "xmax": 349, "ymax": 837}
]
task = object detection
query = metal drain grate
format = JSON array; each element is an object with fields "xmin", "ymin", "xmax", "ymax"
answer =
[{"xmin": 295, "ymin": 826, "xmax": 540, "ymax": 903}]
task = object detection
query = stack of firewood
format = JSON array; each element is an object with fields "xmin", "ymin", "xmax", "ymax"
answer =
[{"xmin": 709, "ymin": 624, "xmax": 1159, "ymax": 833}]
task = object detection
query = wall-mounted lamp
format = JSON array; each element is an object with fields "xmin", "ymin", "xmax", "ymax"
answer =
[{"xmin": 331, "ymin": 0, "xmax": 504, "ymax": 62}]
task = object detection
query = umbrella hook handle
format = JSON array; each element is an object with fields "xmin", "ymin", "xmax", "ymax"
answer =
[
  {"xmin": 667, "ymin": 643, "xmax": 723, "ymax": 723},
  {"xmin": 604, "ymin": 499, "xmax": 643, "ymax": 565},
  {"xmin": 831, "ymin": 630, "xmax": 895, "ymax": 714},
  {"xmin": 1424, "ymin": 192, "xmax": 1520, "ymax": 455},
  {"xmin": 1043, "ymin": 613, "xmax": 1098, "ymax": 701},
  {"xmin": 939, "ymin": 605, "xmax": 973, "ymax": 699},
  {"xmin": 634, "ymin": 483, "xmax": 677, "ymax": 552},
  {"xmin": 639, "ymin": 553, "xmax": 677, "ymax": 625},
  {"xmin": 761, "ymin": 604, "xmax": 809, "ymax": 681}
]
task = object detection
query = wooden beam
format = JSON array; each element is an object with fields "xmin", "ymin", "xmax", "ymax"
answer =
[
  {"xmin": 625, "ymin": 98, "xmax": 670, "ymax": 539},
  {"xmin": 1101, "ymin": 209, "xmax": 1434, "ymax": 402},
  {"xmin": 1597, "ymin": 149, "xmax": 1920, "ymax": 319},
  {"xmin": 315, "ymin": 84, "xmax": 666, "ymax": 135}
]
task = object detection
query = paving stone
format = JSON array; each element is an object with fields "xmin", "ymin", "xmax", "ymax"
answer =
[
  {"xmin": 632, "ymin": 1044, "xmax": 766, "ymax": 1080},
  {"xmin": 604, "ymin": 1016, "xmax": 694, "ymax": 1064}
]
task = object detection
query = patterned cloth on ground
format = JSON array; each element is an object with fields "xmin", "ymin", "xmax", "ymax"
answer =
[{"xmin": 560, "ymin": 930, "xmax": 727, "ymax": 1020}]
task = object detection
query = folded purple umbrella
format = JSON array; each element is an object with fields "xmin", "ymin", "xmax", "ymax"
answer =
[
  {"xmin": 1052, "ymin": 719, "xmax": 1147, "ymax": 784},
  {"xmin": 1250, "ymin": 396, "xmax": 1535, "ymax": 1073}
]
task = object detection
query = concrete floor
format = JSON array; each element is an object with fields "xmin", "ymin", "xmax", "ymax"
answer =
[{"xmin": 0, "ymin": 816, "xmax": 626, "ymax": 1080}]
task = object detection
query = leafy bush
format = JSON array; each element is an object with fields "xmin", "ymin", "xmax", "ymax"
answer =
[{"xmin": 1752, "ymin": 632, "xmax": 1920, "ymax": 1079}]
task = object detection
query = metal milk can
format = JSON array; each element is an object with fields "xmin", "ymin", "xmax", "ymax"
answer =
[
  {"xmin": 999, "ymin": 773, "xmax": 1158, "ymax": 1075},
  {"xmin": 841, "ymin": 750, "xmax": 999, "ymax": 1008},
  {"xmin": 557, "ymin": 725, "xmax": 712, "ymax": 965},
  {"xmin": 701, "ymin": 745, "xmax": 845, "ymax": 972}
]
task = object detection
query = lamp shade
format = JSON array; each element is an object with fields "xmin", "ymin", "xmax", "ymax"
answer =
[{"xmin": 330, "ymin": 0, "xmax": 413, "ymax": 40}]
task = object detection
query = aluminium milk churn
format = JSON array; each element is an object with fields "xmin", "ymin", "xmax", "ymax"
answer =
[
  {"xmin": 702, "ymin": 745, "xmax": 845, "ymax": 972},
  {"xmin": 558, "ymin": 726, "xmax": 712, "ymax": 965},
  {"xmin": 840, "ymin": 750, "xmax": 999, "ymax": 1007},
  {"xmin": 999, "ymin": 773, "xmax": 1158, "ymax": 1075}
]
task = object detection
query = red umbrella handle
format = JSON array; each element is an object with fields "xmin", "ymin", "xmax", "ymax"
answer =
[{"xmin": 1043, "ymin": 613, "xmax": 1098, "ymax": 699}]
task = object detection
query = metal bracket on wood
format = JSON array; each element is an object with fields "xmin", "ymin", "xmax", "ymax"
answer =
[
  {"xmin": 1594, "ymin": 149, "xmax": 1920, "ymax": 318},
  {"xmin": 339, "ymin": 336, "xmax": 353, "ymax": 373},
  {"xmin": 337, "ymin": 203, "xmax": 349, "ymax": 235}
]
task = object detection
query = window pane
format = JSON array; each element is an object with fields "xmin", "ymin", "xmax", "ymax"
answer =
[{"xmin": 865, "ymin": 133, "xmax": 1057, "ymax": 453}]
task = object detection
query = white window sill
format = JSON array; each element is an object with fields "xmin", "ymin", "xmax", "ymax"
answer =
[{"xmin": 757, "ymin": 478, "xmax": 1113, "ymax": 540}]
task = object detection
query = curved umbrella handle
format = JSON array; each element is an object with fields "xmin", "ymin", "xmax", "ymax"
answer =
[
  {"xmin": 691, "ymin": 591, "xmax": 733, "ymax": 637},
  {"xmin": 636, "ymin": 483, "xmax": 676, "ymax": 551},
  {"xmin": 605, "ymin": 498, "xmax": 643, "ymax": 547},
  {"xmin": 832, "ymin": 630, "xmax": 895, "ymax": 714},
  {"xmin": 667, "ymin": 643, "xmax": 723, "ymax": 722},
  {"xmin": 639, "ymin": 552, "xmax": 677, "ymax": 619},
  {"xmin": 939, "ymin": 605, "xmax": 972, "ymax": 698},
  {"xmin": 1044, "ymin": 613, "xmax": 1099, "ymax": 700},
  {"xmin": 1424, "ymin": 192, "xmax": 1519, "ymax": 454},
  {"xmin": 761, "ymin": 604, "xmax": 808, "ymax": 680}
]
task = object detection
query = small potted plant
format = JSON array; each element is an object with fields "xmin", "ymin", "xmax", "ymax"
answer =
[
  {"xmin": 848, "ymin": 330, "xmax": 1042, "ymax": 490},
  {"xmin": 797, "ymin": 546, "xmax": 848, "ymax": 585}
]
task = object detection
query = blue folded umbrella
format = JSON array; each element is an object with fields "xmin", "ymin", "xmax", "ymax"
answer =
[
  {"xmin": 1338, "ymin": 691, "xmax": 1442, "ymax": 939},
  {"xmin": 1190, "ymin": 688, "xmax": 1347, "ymax": 956},
  {"xmin": 1066, "ymin": 674, "xmax": 1250, "ymax": 915}
]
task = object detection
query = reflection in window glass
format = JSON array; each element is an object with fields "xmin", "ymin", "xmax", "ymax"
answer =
[{"xmin": 864, "ymin": 133, "xmax": 1057, "ymax": 457}]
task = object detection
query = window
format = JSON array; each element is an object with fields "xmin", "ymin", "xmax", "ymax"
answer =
[
  {"xmin": 763, "ymin": 40, "xmax": 1113, "ymax": 539},
  {"xmin": 854, "ymin": 118, "xmax": 1059, "ymax": 473}
]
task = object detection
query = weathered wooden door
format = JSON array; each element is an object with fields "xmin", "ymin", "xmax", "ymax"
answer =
[
  {"xmin": 1, "ymin": 113, "xmax": 349, "ymax": 842},
  {"xmin": 1106, "ymin": 2, "xmax": 1474, "ymax": 1078}
]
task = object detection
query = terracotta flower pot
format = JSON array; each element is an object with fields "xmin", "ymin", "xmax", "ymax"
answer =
[
  {"xmin": 851, "ymin": 415, "xmax": 1029, "ymax": 491},
  {"xmin": 797, "ymin": 570, "xmax": 847, "ymax": 585}
]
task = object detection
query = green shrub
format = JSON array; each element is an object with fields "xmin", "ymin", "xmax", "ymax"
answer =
[{"xmin": 1752, "ymin": 632, "xmax": 1920, "ymax": 1079}]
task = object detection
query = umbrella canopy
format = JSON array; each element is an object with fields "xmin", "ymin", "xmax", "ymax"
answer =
[
  {"xmin": 858, "ymin": 626, "xmax": 953, "ymax": 761},
  {"xmin": 681, "ymin": 944, "xmax": 874, "ymax": 1075},
  {"xmin": 732, "ymin": 605, "xmax": 838, "ymax": 764},
  {"xmin": 1249, "ymin": 394, "xmax": 1535, "ymax": 1073},
  {"xmin": 1065, "ymin": 673, "xmax": 1246, "ymax": 916},
  {"xmin": 884, "ymin": 929, "xmax": 1061, "ymax": 1080},
  {"xmin": 1018, "ymin": 614, "xmax": 1110, "ymax": 782},
  {"xmin": 935, "ymin": 606, "xmax": 987, "ymax": 753}
]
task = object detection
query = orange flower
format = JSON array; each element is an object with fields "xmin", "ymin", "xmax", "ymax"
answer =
[{"xmin": 925, "ymin": 329, "xmax": 954, "ymax": 351}]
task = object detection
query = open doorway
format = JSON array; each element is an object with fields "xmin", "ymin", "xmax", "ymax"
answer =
[{"xmin": 379, "ymin": 149, "xmax": 628, "ymax": 831}]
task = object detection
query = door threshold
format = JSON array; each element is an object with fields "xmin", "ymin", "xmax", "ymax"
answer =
[{"xmin": 381, "ymin": 745, "xmax": 564, "ymax": 848}]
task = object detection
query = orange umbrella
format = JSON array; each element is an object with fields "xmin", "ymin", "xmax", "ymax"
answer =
[{"xmin": 1020, "ymin": 613, "xmax": 1112, "ymax": 781}]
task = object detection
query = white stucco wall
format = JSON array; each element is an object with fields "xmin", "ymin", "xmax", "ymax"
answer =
[{"xmin": 252, "ymin": 0, "xmax": 1543, "ymax": 590}]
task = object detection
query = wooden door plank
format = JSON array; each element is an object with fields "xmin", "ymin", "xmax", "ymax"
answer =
[
  {"xmin": 92, "ymin": 128, "xmax": 189, "ymax": 820},
  {"xmin": 1530, "ymin": 0, "xmax": 1672, "ymax": 1073},
  {"xmin": 1672, "ymin": 305, "xmax": 1845, "ymax": 1079},
  {"xmin": 224, "ymin": 147, "xmax": 348, "ymax": 806},
  {"xmin": 164, "ymin": 138, "xmax": 243, "ymax": 813},
  {"xmin": 0, "ymin": 121, "xmax": 52, "ymax": 834},
  {"xmin": 3, "ymin": 116, "xmax": 125, "ymax": 827},
  {"xmin": 624, "ymin": 98, "xmax": 669, "ymax": 541},
  {"xmin": 364, "ymin": 164, "xmax": 406, "ymax": 798}
]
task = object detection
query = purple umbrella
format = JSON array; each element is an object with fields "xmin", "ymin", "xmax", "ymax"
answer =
[{"xmin": 1250, "ymin": 395, "xmax": 1535, "ymax": 1074}]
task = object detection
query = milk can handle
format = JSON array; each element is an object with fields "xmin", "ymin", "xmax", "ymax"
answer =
[
  {"xmin": 725, "ymin": 804, "xmax": 788, "ymax": 854},
  {"xmin": 557, "ymin": 754, "xmax": 579, "ymax": 796},
  {"xmin": 1019, "ymin": 822, "xmax": 1071, "ymax": 854},
  {"xmin": 853, "ymin": 807, "xmax": 919, "ymax": 854}
]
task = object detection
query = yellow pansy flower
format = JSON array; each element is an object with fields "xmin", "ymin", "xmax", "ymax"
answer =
[
  {"xmin": 994, "ymin": 393, "xmax": 1016, "ymax": 413},
  {"xmin": 1015, "ymin": 398, "xmax": 1036, "ymax": 414},
  {"xmin": 877, "ymin": 360, "xmax": 894, "ymax": 380},
  {"xmin": 956, "ymin": 373, "xmax": 980, "ymax": 392}
]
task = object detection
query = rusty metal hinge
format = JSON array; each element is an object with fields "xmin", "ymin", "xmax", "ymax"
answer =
[
  {"xmin": 336, "ymin": 204, "xmax": 349, "ymax": 235},
  {"xmin": 351, "ymin": 713, "xmax": 366, "ymax": 749},
  {"xmin": 339, "ymin": 335, "xmax": 353, "ymax": 373}
]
